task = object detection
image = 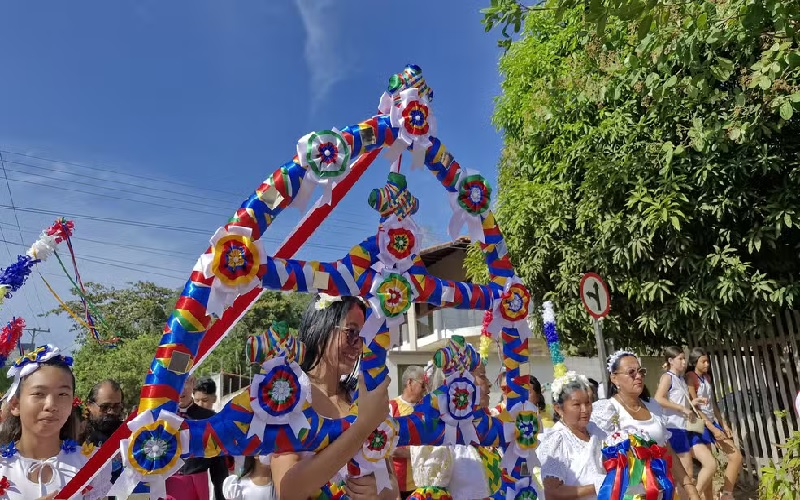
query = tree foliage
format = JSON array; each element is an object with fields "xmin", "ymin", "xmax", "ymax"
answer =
[
  {"xmin": 50, "ymin": 282, "xmax": 310, "ymax": 405},
  {"xmin": 470, "ymin": 0, "xmax": 800, "ymax": 352}
]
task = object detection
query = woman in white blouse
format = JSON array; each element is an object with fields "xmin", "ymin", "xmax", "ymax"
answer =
[
  {"xmin": 592, "ymin": 350, "xmax": 701, "ymax": 500},
  {"xmin": 537, "ymin": 371, "xmax": 606, "ymax": 499}
]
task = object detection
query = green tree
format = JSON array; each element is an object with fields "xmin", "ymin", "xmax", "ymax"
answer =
[
  {"xmin": 51, "ymin": 281, "xmax": 311, "ymax": 405},
  {"xmin": 469, "ymin": 0, "xmax": 800, "ymax": 351}
]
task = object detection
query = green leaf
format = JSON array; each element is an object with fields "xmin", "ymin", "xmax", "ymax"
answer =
[
  {"xmin": 780, "ymin": 101, "xmax": 794, "ymax": 120},
  {"xmin": 663, "ymin": 75, "xmax": 677, "ymax": 89}
]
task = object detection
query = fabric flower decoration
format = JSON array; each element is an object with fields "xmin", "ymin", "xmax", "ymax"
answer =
[
  {"xmin": 109, "ymin": 410, "xmax": 189, "ymax": 500},
  {"xmin": 385, "ymin": 88, "xmax": 437, "ymax": 169},
  {"xmin": 351, "ymin": 418, "xmax": 399, "ymax": 493},
  {"xmin": 376, "ymin": 214, "xmax": 420, "ymax": 273},
  {"xmin": 504, "ymin": 476, "xmax": 538, "ymax": 500},
  {"xmin": 6, "ymin": 344, "xmax": 72, "ymax": 401},
  {"xmin": 293, "ymin": 127, "xmax": 352, "ymax": 209},
  {"xmin": 197, "ymin": 225, "xmax": 266, "ymax": 317},
  {"xmin": 0, "ymin": 476, "xmax": 10, "ymax": 495},
  {"xmin": 500, "ymin": 401, "xmax": 540, "ymax": 470},
  {"xmin": 0, "ymin": 317, "xmax": 25, "ymax": 367},
  {"xmin": 248, "ymin": 356, "xmax": 312, "ymax": 439},
  {"xmin": 435, "ymin": 373, "xmax": 480, "ymax": 445},
  {"xmin": 447, "ymin": 169, "xmax": 491, "ymax": 243},
  {"xmin": 361, "ymin": 271, "xmax": 418, "ymax": 346},
  {"xmin": 487, "ymin": 278, "xmax": 533, "ymax": 342}
]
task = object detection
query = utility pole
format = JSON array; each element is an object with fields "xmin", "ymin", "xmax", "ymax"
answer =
[{"xmin": 24, "ymin": 328, "xmax": 51, "ymax": 350}]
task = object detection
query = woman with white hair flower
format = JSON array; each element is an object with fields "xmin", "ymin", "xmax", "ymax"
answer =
[{"xmin": 536, "ymin": 371, "xmax": 607, "ymax": 499}]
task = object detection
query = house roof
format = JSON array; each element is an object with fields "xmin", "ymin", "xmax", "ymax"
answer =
[{"xmin": 419, "ymin": 236, "xmax": 471, "ymax": 268}]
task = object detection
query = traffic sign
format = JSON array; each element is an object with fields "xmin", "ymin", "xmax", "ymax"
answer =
[{"xmin": 580, "ymin": 272, "xmax": 610, "ymax": 319}]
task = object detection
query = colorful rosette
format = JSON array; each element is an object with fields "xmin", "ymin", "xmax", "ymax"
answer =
[
  {"xmin": 376, "ymin": 214, "xmax": 420, "ymax": 272},
  {"xmin": 500, "ymin": 401, "xmax": 541, "ymax": 471},
  {"xmin": 248, "ymin": 356, "xmax": 312, "ymax": 439},
  {"xmin": 386, "ymin": 87, "xmax": 437, "ymax": 169},
  {"xmin": 350, "ymin": 418, "xmax": 399, "ymax": 492},
  {"xmin": 293, "ymin": 127, "xmax": 353, "ymax": 208},
  {"xmin": 0, "ymin": 317, "xmax": 24, "ymax": 367},
  {"xmin": 542, "ymin": 301, "xmax": 567, "ymax": 378},
  {"xmin": 503, "ymin": 476, "xmax": 539, "ymax": 500},
  {"xmin": 448, "ymin": 169, "xmax": 491, "ymax": 243},
  {"xmin": 487, "ymin": 278, "xmax": 533, "ymax": 342},
  {"xmin": 435, "ymin": 372, "xmax": 480, "ymax": 445},
  {"xmin": 109, "ymin": 410, "xmax": 189, "ymax": 500},
  {"xmin": 361, "ymin": 271, "xmax": 418, "ymax": 346},
  {"xmin": 408, "ymin": 487, "xmax": 453, "ymax": 500},
  {"xmin": 197, "ymin": 225, "xmax": 266, "ymax": 317}
]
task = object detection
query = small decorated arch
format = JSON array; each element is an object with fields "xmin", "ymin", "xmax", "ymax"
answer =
[{"xmin": 63, "ymin": 65, "xmax": 543, "ymax": 499}]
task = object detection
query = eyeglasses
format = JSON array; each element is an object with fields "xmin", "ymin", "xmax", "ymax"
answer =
[
  {"xmin": 412, "ymin": 379, "xmax": 427, "ymax": 389},
  {"xmin": 91, "ymin": 402, "xmax": 124, "ymax": 413},
  {"xmin": 615, "ymin": 367, "xmax": 647, "ymax": 379},
  {"xmin": 336, "ymin": 326, "xmax": 362, "ymax": 347}
]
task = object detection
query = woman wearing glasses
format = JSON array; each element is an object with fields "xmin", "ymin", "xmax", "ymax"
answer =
[
  {"xmin": 591, "ymin": 350, "xmax": 701, "ymax": 500},
  {"xmin": 271, "ymin": 294, "xmax": 396, "ymax": 500}
]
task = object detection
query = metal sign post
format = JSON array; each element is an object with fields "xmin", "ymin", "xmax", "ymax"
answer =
[{"xmin": 580, "ymin": 273, "xmax": 611, "ymax": 394}]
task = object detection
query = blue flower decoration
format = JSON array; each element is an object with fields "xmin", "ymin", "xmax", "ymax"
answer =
[
  {"xmin": 61, "ymin": 439, "xmax": 78, "ymax": 454},
  {"xmin": 1, "ymin": 441, "xmax": 17, "ymax": 459}
]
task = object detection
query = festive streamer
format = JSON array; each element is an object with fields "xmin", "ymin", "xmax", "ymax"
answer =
[
  {"xmin": 0, "ymin": 317, "xmax": 25, "ymax": 366},
  {"xmin": 542, "ymin": 301, "xmax": 567, "ymax": 378}
]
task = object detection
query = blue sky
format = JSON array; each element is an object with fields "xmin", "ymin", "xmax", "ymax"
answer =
[{"xmin": 0, "ymin": 1, "xmax": 505, "ymax": 354}]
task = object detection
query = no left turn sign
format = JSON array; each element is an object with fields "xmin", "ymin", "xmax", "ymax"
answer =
[{"xmin": 580, "ymin": 273, "xmax": 610, "ymax": 319}]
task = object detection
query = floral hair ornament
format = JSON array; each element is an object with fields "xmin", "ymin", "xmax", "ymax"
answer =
[
  {"xmin": 551, "ymin": 371, "xmax": 591, "ymax": 403},
  {"xmin": 606, "ymin": 349, "xmax": 639, "ymax": 374},
  {"xmin": 313, "ymin": 293, "xmax": 368, "ymax": 311},
  {"xmin": 5, "ymin": 344, "xmax": 73, "ymax": 401}
]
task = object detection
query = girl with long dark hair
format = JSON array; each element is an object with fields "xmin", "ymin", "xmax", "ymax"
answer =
[
  {"xmin": 270, "ymin": 295, "xmax": 395, "ymax": 500},
  {"xmin": 223, "ymin": 455, "xmax": 275, "ymax": 500}
]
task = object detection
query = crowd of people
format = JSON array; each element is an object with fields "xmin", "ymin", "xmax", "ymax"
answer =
[{"xmin": 0, "ymin": 293, "xmax": 746, "ymax": 499}]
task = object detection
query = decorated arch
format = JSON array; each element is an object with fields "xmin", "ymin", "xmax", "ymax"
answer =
[{"xmin": 61, "ymin": 65, "xmax": 542, "ymax": 500}]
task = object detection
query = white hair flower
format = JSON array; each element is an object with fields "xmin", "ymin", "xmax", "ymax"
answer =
[
  {"xmin": 606, "ymin": 349, "xmax": 639, "ymax": 373},
  {"xmin": 551, "ymin": 371, "xmax": 590, "ymax": 403}
]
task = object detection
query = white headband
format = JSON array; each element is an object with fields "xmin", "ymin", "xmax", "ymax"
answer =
[
  {"xmin": 5, "ymin": 344, "xmax": 73, "ymax": 401},
  {"xmin": 606, "ymin": 349, "xmax": 639, "ymax": 373},
  {"xmin": 551, "ymin": 371, "xmax": 590, "ymax": 403}
]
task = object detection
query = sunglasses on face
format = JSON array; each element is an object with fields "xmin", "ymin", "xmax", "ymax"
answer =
[
  {"xmin": 92, "ymin": 402, "xmax": 124, "ymax": 413},
  {"xmin": 336, "ymin": 326, "xmax": 362, "ymax": 347},
  {"xmin": 616, "ymin": 367, "xmax": 647, "ymax": 379}
]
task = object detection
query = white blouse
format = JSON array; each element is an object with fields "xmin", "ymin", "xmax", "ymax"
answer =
[
  {"xmin": 0, "ymin": 442, "xmax": 111, "ymax": 499},
  {"xmin": 662, "ymin": 372, "xmax": 689, "ymax": 429},
  {"xmin": 222, "ymin": 475, "xmax": 276, "ymax": 500},
  {"xmin": 591, "ymin": 398, "xmax": 672, "ymax": 498},
  {"xmin": 536, "ymin": 421, "xmax": 607, "ymax": 499},
  {"xmin": 410, "ymin": 445, "xmax": 494, "ymax": 500}
]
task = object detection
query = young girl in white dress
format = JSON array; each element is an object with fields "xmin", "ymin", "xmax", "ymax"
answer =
[
  {"xmin": 591, "ymin": 350, "xmax": 701, "ymax": 500},
  {"xmin": 537, "ymin": 371, "xmax": 606, "ymax": 499},
  {"xmin": 653, "ymin": 346, "xmax": 707, "ymax": 490},
  {"xmin": 223, "ymin": 455, "xmax": 275, "ymax": 500},
  {"xmin": 0, "ymin": 345, "xmax": 110, "ymax": 499}
]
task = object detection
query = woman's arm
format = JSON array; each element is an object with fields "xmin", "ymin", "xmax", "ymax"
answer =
[
  {"xmin": 542, "ymin": 477, "xmax": 597, "ymax": 499},
  {"xmin": 685, "ymin": 372, "xmax": 700, "ymax": 400},
  {"xmin": 654, "ymin": 373, "xmax": 691, "ymax": 415}
]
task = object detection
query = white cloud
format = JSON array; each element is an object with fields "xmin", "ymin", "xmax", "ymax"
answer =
[{"xmin": 293, "ymin": 0, "xmax": 354, "ymax": 112}]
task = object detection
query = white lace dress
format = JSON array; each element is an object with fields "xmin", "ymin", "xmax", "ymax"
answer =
[
  {"xmin": 536, "ymin": 421, "xmax": 607, "ymax": 499},
  {"xmin": 222, "ymin": 475, "xmax": 276, "ymax": 500},
  {"xmin": 0, "ymin": 441, "xmax": 112, "ymax": 499},
  {"xmin": 410, "ymin": 445, "xmax": 497, "ymax": 500},
  {"xmin": 591, "ymin": 398, "xmax": 672, "ymax": 498}
]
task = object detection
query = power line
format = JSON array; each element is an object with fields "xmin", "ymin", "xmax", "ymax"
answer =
[{"xmin": 0, "ymin": 149, "xmax": 244, "ymax": 198}]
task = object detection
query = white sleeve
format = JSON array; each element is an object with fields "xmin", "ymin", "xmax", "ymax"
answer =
[
  {"xmin": 222, "ymin": 475, "xmax": 243, "ymax": 500},
  {"xmin": 537, "ymin": 431, "xmax": 571, "ymax": 481},
  {"xmin": 590, "ymin": 399, "xmax": 619, "ymax": 433},
  {"xmin": 410, "ymin": 445, "xmax": 454, "ymax": 488},
  {"xmin": 645, "ymin": 400, "xmax": 673, "ymax": 441}
]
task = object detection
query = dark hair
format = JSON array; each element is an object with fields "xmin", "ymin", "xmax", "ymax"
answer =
[
  {"xmin": 87, "ymin": 379, "xmax": 124, "ymax": 404},
  {"xmin": 688, "ymin": 347, "xmax": 708, "ymax": 373},
  {"xmin": 587, "ymin": 378, "xmax": 600, "ymax": 402},
  {"xmin": 298, "ymin": 295, "xmax": 367, "ymax": 374},
  {"xmin": 240, "ymin": 456, "xmax": 256, "ymax": 479},
  {"xmin": 0, "ymin": 357, "xmax": 78, "ymax": 445},
  {"xmin": 662, "ymin": 346, "xmax": 684, "ymax": 370},
  {"xmin": 530, "ymin": 376, "xmax": 546, "ymax": 412},
  {"xmin": 194, "ymin": 378, "xmax": 217, "ymax": 396}
]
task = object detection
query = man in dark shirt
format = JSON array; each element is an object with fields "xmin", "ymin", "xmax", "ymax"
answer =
[
  {"xmin": 84, "ymin": 379, "xmax": 127, "ymax": 500},
  {"xmin": 164, "ymin": 375, "xmax": 228, "ymax": 500}
]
